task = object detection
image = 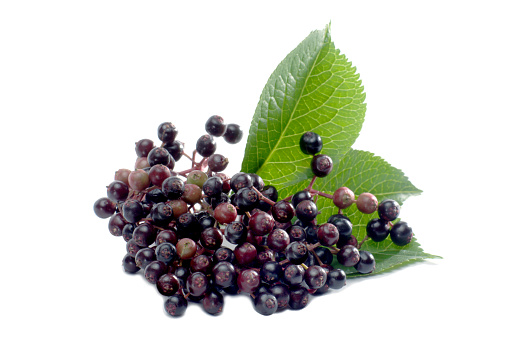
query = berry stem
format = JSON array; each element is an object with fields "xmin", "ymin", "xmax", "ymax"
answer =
[
  {"xmin": 308, "ymin": 189, "xmax": 333, "ymax": 199},
  {"xmin": 306, "ymin": 176, "xmax": 318, "ymax": 191},
  {"xmin": 251, "ymin": 186, "xmax": 276, "ymax": 206},
  {"xmin": 357, "ymin": 235, "xmax": 369, "ymax": 249}
]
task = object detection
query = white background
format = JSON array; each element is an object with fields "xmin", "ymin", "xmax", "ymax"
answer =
[{"xmin": 1, "ymin": 1, "xmax": 507, "ymax": 337}]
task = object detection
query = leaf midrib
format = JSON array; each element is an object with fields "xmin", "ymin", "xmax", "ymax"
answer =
[{"xmin": 256, "ymin": 38, "xmax": 326, "ymax": 176}]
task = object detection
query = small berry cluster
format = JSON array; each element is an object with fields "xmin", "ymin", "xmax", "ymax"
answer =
[{"xmin": 93, "ymin": 121, "xmax": 414, "ymax": 317}]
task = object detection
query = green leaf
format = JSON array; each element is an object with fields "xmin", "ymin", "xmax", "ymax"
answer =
[
  {"xmin": 241, "ymin": 25, "xmax": 439, "ymax": 277},
  {"xmin": 241, "ymin": 24, "xmax": 366, "ymax": 196}
]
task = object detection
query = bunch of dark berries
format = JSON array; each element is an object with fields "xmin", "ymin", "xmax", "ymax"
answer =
[{"xmin": 93, "ymin": 120, "xmax": 414, "ymax": 317}]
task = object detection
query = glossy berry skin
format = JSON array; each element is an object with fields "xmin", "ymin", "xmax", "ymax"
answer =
[
  {"xmin": 237, "ymin": 269, "xmax": 260, "ymax": 294},
  {"xmin": 230, "ymin": 172, "xmax": 253, "ymax": 193},
  {"xmin": 355, "ymin": 250, "xmax": 376, "ymax": 274},
  {"xmin": 224, "ymin": 221, "xmax": 248, "ymax": 244},
  {"xmin": 133, "ymin": 223, "xmax": 156, "ymax": 247},
  {"xmin": 378, "ymin": 199, "xmax": 401, "ymax": 222},
  {"xmin": 212, "ymin": 261, "xmax": 236, "ymax": 288},
  {"xmin": 148, "ymin": 164, "xmax": 172, "ymax": 187},
  {"xmin": 205, "ymin": 115, "xmax": 227, "ymax": 137},
  {"xmin": 332, "ymin": 186, "xmax": 355, "ymax": 209},
  {"xmin": 135, "ymin": 247, "xmax": 156, "ymax": 269},
  {"xmin": 208, "ymin": 153, "xmax": 229, "ymax": 172},
  {"xmin": 356, "ymin": 192, "xmax": 378, "ymax": 214},
  {"xmin": 272, "ymin": 200, "xmax": 295, "ymax": 223},
  {"xmin": 366, "ymin": 218, "xmax": 390, "ymax": 242},
  {"xmin": 295, "ymin": 200, "xmax": 318, "ymax": 222},
  {"xmin": 285, "ymin": 241, "xmax": 309, "ymax": 265},
  {"xmin": 223, "ymin": 123, "xmax": 243, "ymax": 144},
  {"xmin": 269, "ymin": 284, "xmax": 290, "ymax": 310},
  {"xmin": 288, "ymin": 286, "xmax": 310, "ymax": 310},
  {"xmin": 175, "ymin": 238, "xmax": 197, "ymax": 260},
  {"xmin": 107, "ymin": 180, "xmax": 130, "ymax": 203},
  {"xmin": 203, "ymin": 289, "xmax": 224, "ymax": 315},
  {"xmin": 93, "ymin": 197, "xmax": 116, "ymax": 219},
  {"xmin": 203, "ymin": 176, "xmax": 224, "ymax": 197},
  {"xmin": 213, "ymin": 247, "xmax": 235, "ymax": 264},
  {"xmin": 200, "ymin": 227, "xmax": 223, "ymax": 250},
  {"xmin": 214, "ymin": 202, "xmax": 237, "ymax": 225},
  {"xmin": 254, "ymin": 292, "xmax": 278, "ymax": 316},
  {"xmin": 155, "ymin": 242, "xmax": 177, "ymax": 265},
  {"xmin": 234, "ymin": 242, "xmax": 257, "ymax": 266},
  {"xmin": 327, "ymin": 268, "xmax": 347, "ymax": 289},
  {"xmin": 135, "ymin": 138, "xmax": 155, "ymax": 157},
  {"xmin": 122, "ymin": 254, "xmax": 140, "ymax": 273},
  {"xmin": 161, "ymin": 176, "xmax": 185, "ymax": 200},
  {"xmin": 158, "ymin": 122, "xmax": 178, "ymax": 144},
  {"xmin": 144, "ymin": 260, "xmax": 167, "ymax": 284},
  {"xmin": 196, "ymin": 134, "xmax": 217, "ymax": 157},
  {"xmin": 190, "ymin": 255, "xmax": 213, "ymax": 274},
  {"xmin": 390, "ymin": 221, "xmax": 413, "ymax": 246},
  {"xmin": 128, "ymin": 169, "xmax": 150, "ymax": 192},
  {"xmin": 151, "ymin": 202, "xmax": 173, "ymax": 226},
  {"xmin": 147, "ymin": 147, "xmax": 173, "ymax": 168},
  {"xmin": 236, "ymin": 187, "xmax": 260, "ymax": 213},
  {"xmin": 249, "ymin": 173, "xmax": 265, "ymax": 191},
  {"xmin": 248, "ymin": 211, "xmax": 275, "ymax": 236},
  {"xmin": 304, "ymin": 265, "xmax": 328, "ymax": 290},
  {"xmin": 327, "ymin": 214, "xmax": 353, "ymax": 246},
  {"xmin": 108, "ymin": 213, "xmax": 127, "ymax": 236},
  {"xmin": 266, "ymin": 228, "xmax": 290, "ymax": 252},
  {"xmin": 260, "ymin": 261, "xmax": 283, "ymax": 284},
  {"xmin": 157, "ymin": 273, "xmax": 180, "ymax": 296},
  {"xmin": 287, "ymin": 225, "xmax": 306, "ymax": 242},
  {"xmin": 337, "ymin": 245, "xmax": 360, "ymax": 267},
  {"xmin": 162, "ymin": 140, "xmax": 184, "ymax": 161},
  {"xmin": 291, "ymin": 190, "xmax": 312, "ymax": 208},
  {"xmin": 311, "ymin": 154, "xmax": 333, "ymax": 177},
  {"xmin": 317, "ymin": 223, "xmax": 340, "ymax": 246},
  {"xmin": 186, "ymin": 272, "xmax": 209, "ymax": 297},
  {"xmin": 164, "ymin": 294, "xmax": 187, "ymax": 317},
  {"xmin": 300, "ymin": 131, "xmax": 323, "ymax": 155}
]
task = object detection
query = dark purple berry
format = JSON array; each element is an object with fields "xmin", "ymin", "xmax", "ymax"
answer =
[
  {"xmin": 122, "ymin": 254, "xmax": 140, "ymax": 273},
  {"xmin": 378, "ymin": 199, "xmax": 401, "ymax": 221},
  {"xmin": 107, "ymin": 180, "xmax": 130, "ymax": 203},
  {"xmin": 254, "ymin": 292, "xmax": 278, "ymax": 316},
  {"xmin": 196, "ymin": 134, "xmax": 217, "ymax": 157},
  {"xmin": 300, "ymin": 131, "xmax": 323, "ymax": 155},
  {"xmin": 223, "ymin": 123, "xmax": 243, "ymax": 144},
  {"xmin": 208, "ymin": 154, "xmax": 229, "ymax": 172},
  {"xmin": 285, "ymin": 241, "xmax": 309, "ymax": 265},
  {"xmin": 157, "ymin": 273, "xmax": 180, "ymax": 296},
  {"xmin": 304, "ymin": 265, "xmax": 327, "ymax": 289},
  {"xmin": 291, "ymin": 190, "xmax": 312, "ymax": 208},
  {"xmin": 164, "ymin": 294, "xmax": 187, "ymax": 317},
  {"xmin": 161, "ymin": 176, "xmax": 185, "ymax": 200},
  {"xmin": 144, "ymin": 260, "xmax": 167, "ymax": 284},
  {"xmin": 93, "ymin": 197, "xmax": 116, "ymax": 219},
  {"xmin": 390, "ymin": 221, "xmax": 413, "ymax": 246},
  {"xmin": 205, "ymin": 115, "xmax": 227, "ymax": 137},
  {"xmin": 355, "ymin": 250, "xmax": 376, "ymax": 274},
  {"xmin": 311, "ymin": 154, "xmax": 333, "ymax": 177},
  {"xmin": 158, "ymin": 122, "xmax": 178, "ymax": 144},
  {"xmin": 135, "ymin": 139, "xmax": 155, "ymax": 157},
  {"xmin": 202, "ymin": 289, "xmax": 224, "ymax": 315},
  {"xmin": 337, "ymin": 245, "xmax": 360, "ymax": 267},
  {"xmin": 230, "ymin": 172, "xmax": 253, "ymax": 193},
  {"xmin": 162, "ymin": 140, "xmax": 184, "ymax": 162},
  {"xmin": 366, "ymin": 218, "xmax": 390, "ymax": 242},
  {"xmin": 288, "ymin": 286, "xmax": 310, "ymax": 310},
  {"xmin": 295, "ymin": 200, "xmax": 318, "ymax": 222}
]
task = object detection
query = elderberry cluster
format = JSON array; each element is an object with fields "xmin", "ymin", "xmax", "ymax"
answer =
[{"xmin": 93, "ymin": 121, "xmax": 414, "ymax": 318}]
